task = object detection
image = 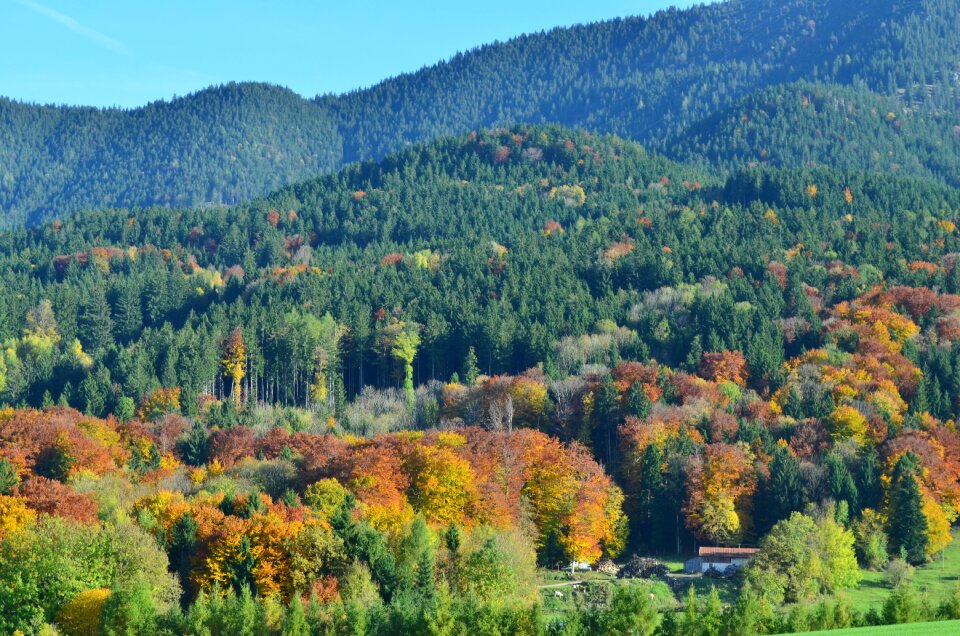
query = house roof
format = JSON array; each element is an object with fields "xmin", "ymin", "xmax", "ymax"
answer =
[{"xmin": 698, "ymin": 547, "xmax": 759, "ymax": 559}]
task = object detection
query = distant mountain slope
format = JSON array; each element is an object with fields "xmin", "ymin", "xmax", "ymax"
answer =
[
  {"xmin": 0, "ymin": 84, "xmax": 341, "ymax": 225},
  {"xmin": 666, "ymin": 81, "xmax": 960, "ymax": 185},
  {"xmin": 2, "ymin": 0, "xmax": 958, "ymax": 225}
]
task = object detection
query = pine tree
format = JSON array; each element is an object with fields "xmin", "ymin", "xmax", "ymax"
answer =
[
  {"xmin": 857, "ymin": 445, "xmax": 883, "ymax": 512},
  {"xmin": 912, "ymin": 375, "xmax": 930, "ymax": 414},
  {"xmin": 825, "ymin": 452, "xmax": 859, "ymax": 513},
  {"xmin": 887, "ymin": 453, "xmax": 929, "ymax": 565},
  {"xmin": 595, "ymin": 375, "xmax": 620, "ymax": 468},
  {"xmin": 179, "ymin": 420, "xmax": 209, "ymax": 465},
  {"xmin": 684, "ymin": 335, "xmax": 703, "ymax": 372},
  {"xmin": 282, "ymin": 597, "xmax": 310, "ymax": 636},
  {"xmin": 637, "ymin": 444, "xmax": 664, "ymax": 548},
  {"xmin": 783, "ymin": 385, "xmax": 804, "ymax": 419},
  {"xmin": 113, "ymin": 282, "xmax": 143, "ymax": 342},
  {"xmin": 626, "ymin": 382, "xmax": 651, "ymax": 419},
  {"xmin": 761, "ymin": 443, "xmax": 804, "ymax": 532},
  {"xmin": 78, "ymin": 288, "xmax": 113, "ymax": 354},
  {"xmin": 0, "ymin": 458, "xmax": 19, "ymax": 495},
  {"xmin": 464, "ymin": 346, "xmax": 479, "ymax": 385}
]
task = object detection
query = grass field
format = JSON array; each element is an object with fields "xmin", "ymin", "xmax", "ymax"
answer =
[
  {"xmin": 537, "ymin": 530, "xmax": 960, "ymax": 627},
  {"xmin": 842, "ymin": 531, "xmax": 960, "ymax": 610},
  {"xmin": 795, "ymin": 619, "xmax": 960, "ymax": 635}
]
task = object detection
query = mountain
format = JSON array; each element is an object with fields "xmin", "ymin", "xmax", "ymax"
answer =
[
  {"xmin": 667, "ymin": 81, "xmax": 960, "ymax": 185},
  {"xmin": 3, "ymin": 123, "xmax": 959, "ymax": 407},
  {"xmin": 0, "ymin": 83, "xmax": 341, "ymax": 225},
  {"xmin": 5, "ymin": 122, "xmax": 960, "ymax": 631},
  {"xmin": 2, "ymin": 0, "xmax": 959, "ymax": 226}
]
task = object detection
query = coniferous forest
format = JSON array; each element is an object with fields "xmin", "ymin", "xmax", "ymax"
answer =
[{"xmin": 4, "ymin": 0, "xmax": 960, "ymax": 635}]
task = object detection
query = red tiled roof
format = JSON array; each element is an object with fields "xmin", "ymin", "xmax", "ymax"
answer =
[{"xmin": 698, "ymin": 547, "xmax": 759, "ymax": 558}]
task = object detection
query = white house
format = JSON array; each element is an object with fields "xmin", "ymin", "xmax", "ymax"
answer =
[{"xmin": 683, "ymin": 547, "xmax": 758, "ymax": 573}]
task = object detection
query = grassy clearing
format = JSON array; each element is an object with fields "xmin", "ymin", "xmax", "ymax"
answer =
[
  {"xmin": 843, "ymin": 531, "xmax": 960, "ymax": 610},
  {"xmin": 794, "ymin": 619, "xmax": 960, "ymax": 635}
]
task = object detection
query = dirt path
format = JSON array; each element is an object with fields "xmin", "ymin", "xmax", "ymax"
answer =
[{"xmin": 538, "ymin": 580, "xmax": 585, "ymax": 589}]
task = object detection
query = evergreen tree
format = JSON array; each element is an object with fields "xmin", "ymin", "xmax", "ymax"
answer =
[
  {"xmin": 636, "ymin": 443, "xmax": 664, "ymax": 549},
  {"xmin": 626, "ymin": 382, "xmax": 651, "ymax": 419},
  {"xmin": 857, "ymin": 446, "xmax": 884, "ymax": 512},
  {"xmin": 464, "ymin": 347, "xmax": 479, "ymax": 386},
  {"xmin": 78, "ymin": 288, "xmax": 114, "ymax": 354},
  {"xmin": 594, "ymin": 375, "xmax": 620, "ymax": 468},
  {"xmin": 825, "ymin": 452, "xmax": 859, "ymax": 513},
  {"xmin": 760, "ymin": 443, "xmax": 804, "ymax": 533},
  {"xmin": 113, "ymin": 283, "xmax": 143, "ymax": 343},
  {"xmin": 179, "ymin": 421, "xmax": 210, "ymax": 466},
  {"xmin": 887, "ymin": 453, "xmax": 929, "ymax": 565}
]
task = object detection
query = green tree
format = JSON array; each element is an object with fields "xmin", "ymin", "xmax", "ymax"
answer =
[
  {"xmin": 464, "ymin": 346, "xmax": 480, "ymax": 386},
  {"xmin": 746, "ymin": 511, "xmax": 861, "ymax": 603},
  {"xmin": 759, "ymin": 443, "xmax": 804, "ymax": 533},
  {"xmin": 0, "ymin": 458, "xmax": 19, "ymax": 495},
  {"xmin": 887, "ymin": 453, "xmax": 929, "ymax": 565},
  {"xmin": 594, "ymin": 374, "xmax": 620, "ymax": 468},
  {"xmin": 598, "ymin": 584, "xmax": 657, "ymax": 635},
  {"xmin": 625, "ymin": 382, "xmax": 651, "ymax": 419},
  {"xmin": 77, "ymin": 288, "xmax": 114, "ymax": 355},
  {"xmin": 100, "ymin": 579, "xmax": 157, "ymax": 636},
  {"xmin": 115, "ymin": 396, "xmax": 135, "ymax": 423}
]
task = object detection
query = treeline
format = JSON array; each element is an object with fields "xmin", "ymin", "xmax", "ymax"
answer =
[
  {"xmin": 2, "ymin": 126, "xmax": 960, "ymax": 632},
  {"xmin": 3, "ymin": 125, "xmax": 960, "ymax": 420},
  {"xmin": 4, "ymin": 0, "xmax": 960, "ymax": 225},
  {"xmin": 669, "ymin": 81, "xmax": 960, "ymax": 187}
]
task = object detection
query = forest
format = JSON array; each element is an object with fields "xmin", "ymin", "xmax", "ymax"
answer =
[
  {"xmin": 3, "ymin": 0, "xmax": 960, "ymax": 225},
  {"xmin": 4, "ymin": 0, "xmax": 960, "ymax": 633},
  {"xmin": 3, "ymin": 124, "xmax": 960, "ymax": 633}
]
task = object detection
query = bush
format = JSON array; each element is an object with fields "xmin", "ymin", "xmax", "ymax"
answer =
[
  {"xmin": 853, "ymin": 510, "xmax": 889, "ymax": 570},
  {"xmin": 884, "ymin": 558, "xmax": 914, "ymax": 588}
]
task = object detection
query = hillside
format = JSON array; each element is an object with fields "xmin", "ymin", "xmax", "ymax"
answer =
[
  {"xmin": 3, "ymin": 0, "xmax": 960, "ymax": 225},
  {"xmin": 6, "ymin": 125, "xmax": 960, "ymax": 632},
  {"xmin": 668, "ymin": 81, "xmax": 960, "ymax": 185}
]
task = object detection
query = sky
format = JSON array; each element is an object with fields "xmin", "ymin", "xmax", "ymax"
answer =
[{"xmin": 1, "ymin": 0, "xmax": 702, "ymax": 109}]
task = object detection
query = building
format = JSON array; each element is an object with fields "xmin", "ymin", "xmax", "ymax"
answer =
[{"xmin": 683, "ymin": 547, "xmax": 759, "ymax": 574}]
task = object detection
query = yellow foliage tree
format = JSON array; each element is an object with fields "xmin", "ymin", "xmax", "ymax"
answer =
[
  {"xmin": 222, "ymin": 328, "xmax": 246, "ymax": 405},
  {"xmin": 923, "ymin": 494, "xmax": 953, "ymax": 557},
  {"xmin": 405, "ymin": 445, "xmax": 477, "ymax": 526},
  {"xmin": 0, "ymin": 495, "xmax": 35, "ymax": 539},
  {"xmin": 829, "ymin": 405, "xmax": 868, "ymax": 443},
  {"xmin": 56, "ymin": 588, "xmax": 111, "ymax": 636},
  {"xmin": 137, "ymin": 387, "xmax": 181, "ymax": 421},
  {"xmin": 304, "ymin": 478, "xmax": 350, "ymax": 519}
]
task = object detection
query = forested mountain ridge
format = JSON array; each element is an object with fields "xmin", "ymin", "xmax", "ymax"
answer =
[
  {"xmin": 668, "ymin": 81, "xmax": 960, "ymax": 184},
  {"xmin": 6, "ymin": 123, "xmax": 960, "ymax": 632},
  {"xmin": 0, "ymin": 84, "xmax": 342, "ymax": 225},
  {"xmin": 3, "ymin": 0, "xmax": 959, "ymax": 226}
]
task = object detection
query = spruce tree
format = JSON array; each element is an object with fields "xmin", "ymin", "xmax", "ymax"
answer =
[
  {"xmin": 595, "ymin": 374, "xmax": 620, "ymax": 469},
  {"xmin": 762, "ymin": 443, "xmax": 804, "ymax": 532},
  {"xmin": 463, "ymin": 347, "xmax": 479, "ymax": 385},
  {"xmin": 857, "ymin": 445, "xmax": 884, "ymax": 512},
  {"xmin": 825, "ymin": 452, "xmax": 859, "ymax": 513},
  {"xmin": 78, "ymin": 287, "xmax": 113, "ymax": 354},
  {"xmin": 637, "ymin": 444, "xmax": 664, "ymax": 549},
  {"xmin": 626, "ymin": 382, "xmax": 651, "ymax": 419},
  {"xmin": 887, "ymin": 453, "xmax": 929, "ymax": 565}
]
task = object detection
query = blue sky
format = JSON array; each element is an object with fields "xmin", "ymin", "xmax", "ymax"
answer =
[{"xmin": 1, "ymin": 0, "xmax": 702, "ymax": 108}]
